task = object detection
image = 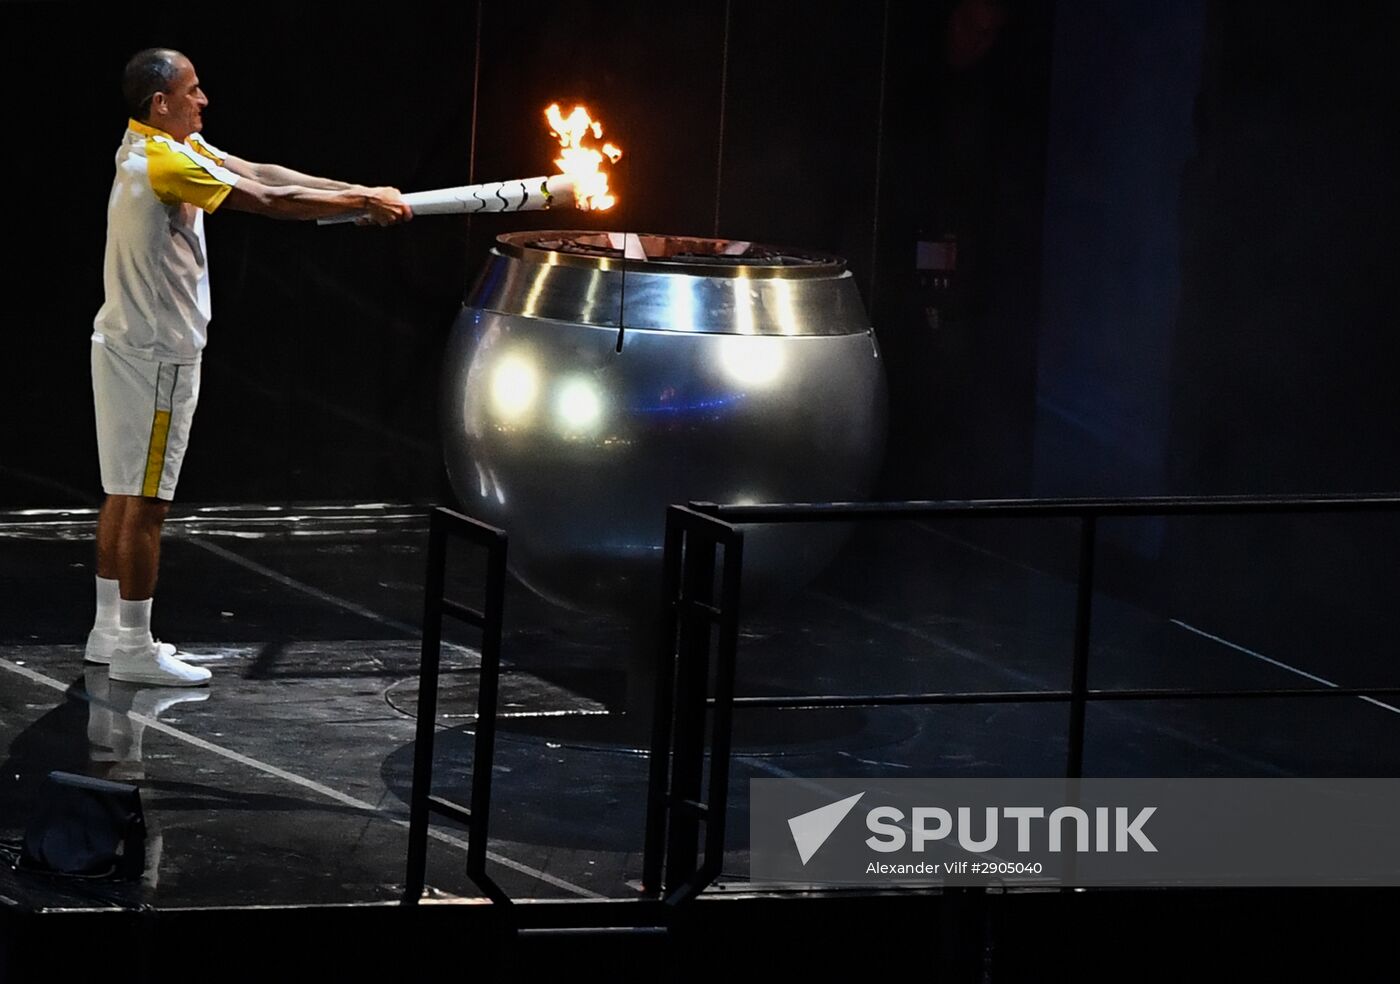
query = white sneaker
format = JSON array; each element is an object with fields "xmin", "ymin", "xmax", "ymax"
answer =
[
  {"xmin": 84, "ymin": 625, "xmax": 120, "ymax": 664},
  {"xmin": 88, "ymin": 628, "xmax": 184, "ymax": 667},
  {"xmin": 110, "ymin": 639, "xmax": 212, "ymax": 687}
]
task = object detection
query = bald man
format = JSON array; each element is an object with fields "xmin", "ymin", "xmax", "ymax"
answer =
[{"xmin": 86, "ymin": 48, "xmax": 412, "ymax": 686}]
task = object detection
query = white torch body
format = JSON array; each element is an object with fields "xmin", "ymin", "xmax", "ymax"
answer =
[{"xmin": 319, "ymin": 173, "xmax": 576, "ymax": 224}]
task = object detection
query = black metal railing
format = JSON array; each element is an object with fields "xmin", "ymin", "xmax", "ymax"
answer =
[
  {"xmin": 405, "ymin": 506, "xmax": 509, "ymax": 905},
  {"xmin": 641, "ymin": 493, "xmax": 1400, "ymax": 899},
  {"xmin": 641, "ymin": 506, "xmax": 745, "ymax": 905}
]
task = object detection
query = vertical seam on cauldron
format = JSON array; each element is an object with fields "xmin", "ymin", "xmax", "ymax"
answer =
[{"xmin": 615, "ymin": 249, "xmax": 627, "ymax": 352}]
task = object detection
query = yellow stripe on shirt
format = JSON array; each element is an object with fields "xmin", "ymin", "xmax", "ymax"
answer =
[
  {"xmin": 188, "ymin": 133, "xmax": 227, "ymax": 166},
  {"xmin": 146, "ymin": 136, "xmax": 236, "ymax": 213}
]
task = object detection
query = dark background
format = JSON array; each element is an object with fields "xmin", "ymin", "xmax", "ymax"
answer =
[{"xmin": 3, "ymin": 0, "xmax": 1400, "ymax": 662}]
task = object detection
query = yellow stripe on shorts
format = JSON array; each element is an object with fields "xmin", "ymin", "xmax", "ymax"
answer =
[{"xmin": 142, "ymin": 409, "xmax": 172, "ymax": 497}]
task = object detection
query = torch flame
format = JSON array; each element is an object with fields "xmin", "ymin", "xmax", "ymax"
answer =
[{"xmin": 546, "ymin": 103, "xmax": 622, "ymax": 211}]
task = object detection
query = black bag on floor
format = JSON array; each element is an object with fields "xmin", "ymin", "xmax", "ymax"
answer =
[{"xmin": 20, "ymin": 771, "xmax": 145, "ymax": 880}]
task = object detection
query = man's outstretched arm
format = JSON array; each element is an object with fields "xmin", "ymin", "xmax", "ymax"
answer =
[
  {"xmin": 221, "ymin": 176, "xmax": 411, "ymax": 225},
  {"xmin": 223, "ymin": 155, "xmax": 365, "ymax": 192}
]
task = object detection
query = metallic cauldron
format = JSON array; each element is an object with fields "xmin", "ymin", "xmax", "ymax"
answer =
[{"xmin": 442, "ymin": 231, "xmax": 887, "ymax": 615}]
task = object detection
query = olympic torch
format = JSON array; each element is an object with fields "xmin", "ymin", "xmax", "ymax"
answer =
[
  {"xmin": 320, "ymin": 103, "xmax": 621, "ymax": 225},
  {"xmin": 318, "ymin": 174, "xmax": 577, "ymax": 224}
]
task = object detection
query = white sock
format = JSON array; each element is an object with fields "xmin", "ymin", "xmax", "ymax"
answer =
[
  {"xmin": 95, "ymin": 576, "xmax": 121, "ymax": 629},
  {"xmin": 118, "ymin": 597, "xmax": 154, "ymax": 649}
]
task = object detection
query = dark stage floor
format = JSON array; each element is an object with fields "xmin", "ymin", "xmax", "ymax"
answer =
[{"xmin": 2, "ymin": 503, "xmax": 1397, "ymax": 915}]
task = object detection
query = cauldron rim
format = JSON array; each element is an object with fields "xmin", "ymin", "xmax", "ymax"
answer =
[{"xmin": 495, "ymin": 230, "xmax": 848, "ymax": 281}]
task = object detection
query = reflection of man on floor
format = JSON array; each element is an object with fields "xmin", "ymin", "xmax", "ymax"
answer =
[
  {"xmin": 85, "ymin": 666, "xmax": 208, "ymax": 782},
  {"xmin": 85, "ymin": 666, "xmax": 206, "ymax": 889}
]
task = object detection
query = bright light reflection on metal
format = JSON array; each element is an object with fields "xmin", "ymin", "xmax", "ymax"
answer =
[
  {"xmin": 490, "ymin": 355, "xmax": 539, "ymax": 421},
  {"xmin": 556, "ymin": 377, "xmax": 605, "ymax": 433},
  {"xmin": 718, "ymin": 334, "xmax": 785, "ymax": 387}
]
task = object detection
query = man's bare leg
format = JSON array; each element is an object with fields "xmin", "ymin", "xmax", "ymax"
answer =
[
  {"xmin": 114, "ymin": 496, "xmax": 170, "ymax": 601},
  {"xmin": 95, "ymin": 494, "xmax": 127, "ymax": 581}
]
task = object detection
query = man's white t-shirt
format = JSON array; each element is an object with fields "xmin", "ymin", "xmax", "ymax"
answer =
[{"xmin": 92, "ymin": 118, "xmax": 239, "ymax": 364}]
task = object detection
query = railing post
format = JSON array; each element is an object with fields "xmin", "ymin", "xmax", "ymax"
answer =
[
  {"xmin": 405, "ymin": 509, "xmax": 447, "ymax": 903},
  {"xmin": 664, "ymin": 526, "xmax": 718, "ymax": 894},
  {"xmin": 700, "ymin": 529, "xmax": 744, "ymax": 887},
  {"xmin": 1066, "ymin": 514, "xmax": 1097, "ymax": 779},
  {"xmin": 642, "ymin": 507, "xmax": 688, "ymax": 897},
  {"xmin": 467, "ymin": 530, "xmax": 509, "ymax": 903}
]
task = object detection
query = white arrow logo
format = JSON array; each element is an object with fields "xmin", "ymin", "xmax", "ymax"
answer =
[{"xmin": 788, "ymin": 792, "xmax": 865, "ymax": 864}]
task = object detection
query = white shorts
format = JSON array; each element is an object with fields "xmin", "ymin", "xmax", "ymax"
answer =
[{"xmin": 91, "ymin": 337, "xmax": 201, "ymax": 501}]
